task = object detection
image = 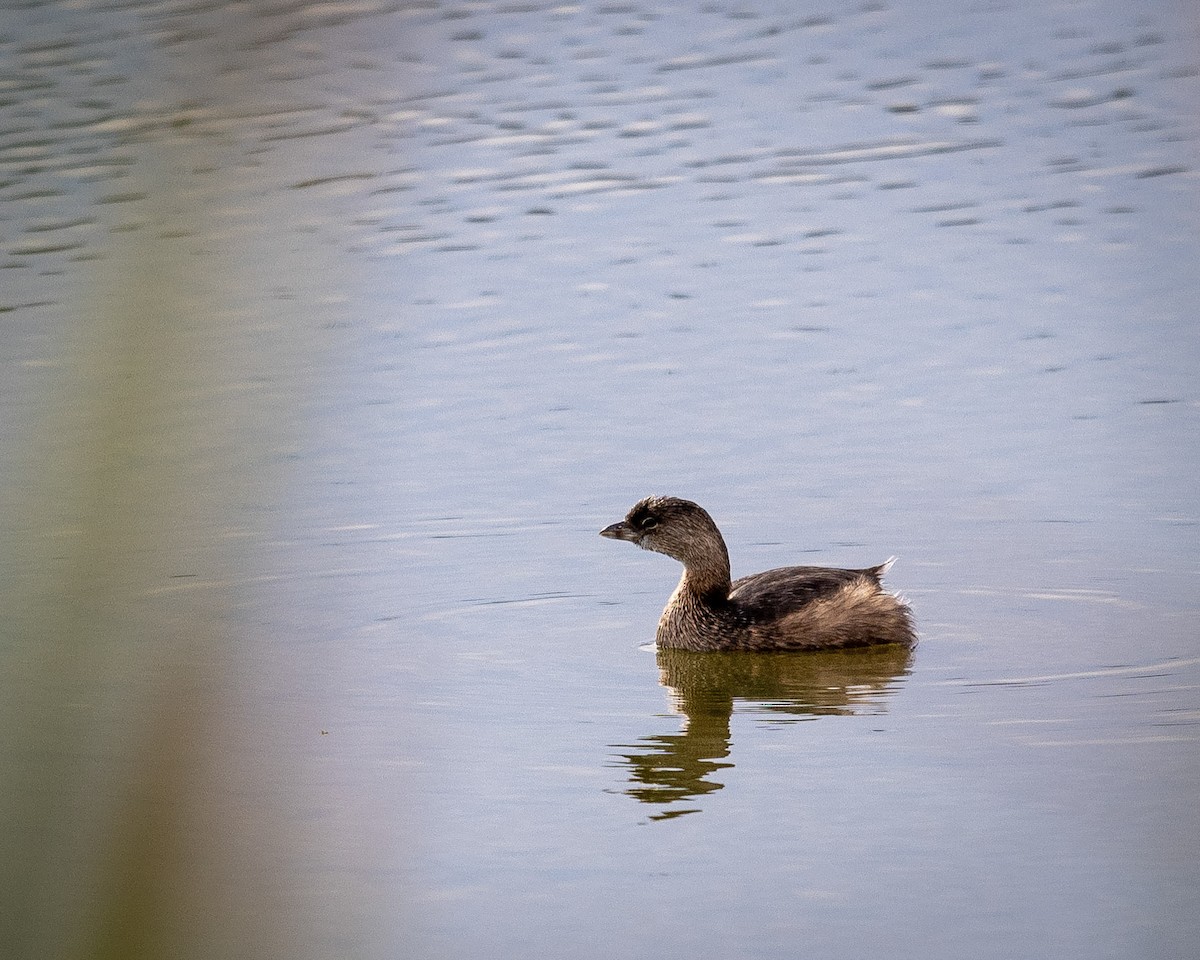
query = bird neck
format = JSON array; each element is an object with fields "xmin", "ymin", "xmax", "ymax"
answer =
[{"xmin": 680, "ymin": 540, "xmax": 732, "ymax": 600}]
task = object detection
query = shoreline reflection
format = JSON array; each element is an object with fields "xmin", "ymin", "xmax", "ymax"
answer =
[{"xmin": 612, "ymin": 645, "xmax": 914, "ymax": 820}]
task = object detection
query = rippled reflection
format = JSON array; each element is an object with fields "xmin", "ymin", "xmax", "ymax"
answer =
[{"xmin": 613, "ymin": 644, "xmax": 913, "ymax": 820}]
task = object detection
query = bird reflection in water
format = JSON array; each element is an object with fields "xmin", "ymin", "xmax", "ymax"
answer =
[{"xmin": 611, "ymin": 644, "xmax": 914, "ymax": 820}]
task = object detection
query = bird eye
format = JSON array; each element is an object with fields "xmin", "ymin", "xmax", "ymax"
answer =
[{"xmin": 639, "ymin": 516, "xmax": 658, "ymax": 531}]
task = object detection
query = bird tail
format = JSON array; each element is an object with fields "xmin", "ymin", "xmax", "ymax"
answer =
[{"xmin": 868, "ymin": 556, "xmax": 897, "ymax": 579}]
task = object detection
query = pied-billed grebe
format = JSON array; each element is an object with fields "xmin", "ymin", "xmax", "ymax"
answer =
[{"xmin": 600, "ymin": 496, "xmax": 915, "ymax": 652}]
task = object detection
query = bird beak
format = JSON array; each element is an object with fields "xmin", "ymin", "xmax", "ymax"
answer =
[{"xmin": 600, "ymin": 520, "xmax": 638, "ymax": 542}]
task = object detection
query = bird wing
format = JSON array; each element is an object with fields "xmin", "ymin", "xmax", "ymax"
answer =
[{"xmin": 729, "ymin": 566, "xmax": 875, "ymax": 614}]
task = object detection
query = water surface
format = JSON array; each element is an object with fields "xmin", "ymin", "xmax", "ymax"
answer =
[{"xmin": 1, "ymin": 2, "xmax": 1197, "ymax": 958}]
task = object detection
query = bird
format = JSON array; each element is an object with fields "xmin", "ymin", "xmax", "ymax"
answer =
[{"xmin": 600, "ymin": 496, "xmax": 915, "ymax": 652}]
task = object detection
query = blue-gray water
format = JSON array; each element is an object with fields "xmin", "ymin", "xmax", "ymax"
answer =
[{"xmin": 1, "ymin": 2, "xmax": 1197, "ymax": 958}]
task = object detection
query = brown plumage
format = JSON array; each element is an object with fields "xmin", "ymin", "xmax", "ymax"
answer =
[{"xmin": 600, "ymin": 496, "xmax": 915, "ymax": 652}]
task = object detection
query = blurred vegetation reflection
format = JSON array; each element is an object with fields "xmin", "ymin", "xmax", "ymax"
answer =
[
  {"xmin": 0, "ymin": 226, "xmax": 305, "ymax": 959},
  {"xmin": 613, "ymin": 646, "xmax": 914, "ymax": 821},
  {"xmin": 0, "ymin": 3, "xmax": 384, "ymax": 955}
]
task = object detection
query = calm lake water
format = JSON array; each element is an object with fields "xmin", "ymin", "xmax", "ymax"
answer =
[{"xmin": 1, "ymin": 1, "xmax": 1198, "ymax": 958}]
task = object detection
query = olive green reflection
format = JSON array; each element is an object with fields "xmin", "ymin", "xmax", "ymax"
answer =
[{"xmin": 613, "ymin": 645, "xmax": 913, "ymax": 820}]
